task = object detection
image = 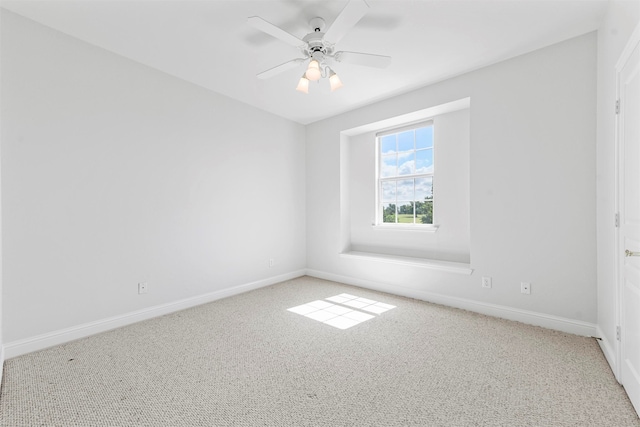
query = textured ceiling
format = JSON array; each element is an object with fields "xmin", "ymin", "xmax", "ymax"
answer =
[{"xmin": 1, "ymin": 0, "xmax": 608, "ymax": 124}]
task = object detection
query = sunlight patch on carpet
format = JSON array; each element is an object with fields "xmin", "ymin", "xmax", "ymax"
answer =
[{"xmin": 287, "ymin": 294, "xmax": 396, "ymax": 329}]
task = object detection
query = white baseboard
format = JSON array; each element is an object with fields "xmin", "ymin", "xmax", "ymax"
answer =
[
  {"xmin": 596, "ymin": 325, "xmax": 619, "ymax": 381},
  {"xmin": 4, "ymin": 270, "xmax": 306, "ymax": 359},
  {"xmin": 306, "ymin": 268, "xmax": 597, "ymax": 337},
  {"xmin": 4, "ymin": 268, "xmax": 598, "ymax": 359}
]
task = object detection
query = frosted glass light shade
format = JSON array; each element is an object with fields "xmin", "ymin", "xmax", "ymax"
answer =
[
  {"xmin": 329, "ymin": 71, "xmax": 343, "ymax": 91},
  {"xmin": 305, "ymin": 60, "xmax": 321, "ymax": 81},
  {"xmin": 296, "ymin": 75, "xmax": 309, "ymax": 93}
]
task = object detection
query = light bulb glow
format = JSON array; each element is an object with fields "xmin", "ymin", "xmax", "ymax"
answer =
[
  {"xmin": 305, "ymin": 60, "xmax": 321, "ymax": 81},
  {"xmin": 296, "ymin": 75, "xmax": 309, "ymax": 93},
  {"xmin": 329, "ymin": 71, "xmax": 343, "ymax": 91}
]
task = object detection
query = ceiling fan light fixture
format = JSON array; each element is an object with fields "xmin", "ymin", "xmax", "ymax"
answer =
[
  {"xmin": 329, "ymin": 69, "xmax": 343, "ymax": 92},
  {"xmin": 305, "ymin": 59, "xmax": 322, "ymax": 81},
  {"xmin": 296, "ymin": 74, "xmax": 310, "ymax": 94},
  {"xmin": 249, "ymin": 0, "xmax": 391, "ymax": 95}
]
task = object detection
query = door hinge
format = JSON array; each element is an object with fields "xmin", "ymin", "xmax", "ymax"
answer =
[
  {"xmin": 616, "ymin": 326, "xmax": 621, "ymax": 341},
  {"xmin": 615, "ymin": 212, "xmax": 620, "ymax": 228},
  {"xmin": 615, "ymin": 99, "xmax": 620, "ymax": 114}
]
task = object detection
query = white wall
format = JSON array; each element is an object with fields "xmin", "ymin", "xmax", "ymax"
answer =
[
  {"xmin": 596, "ymin": 0, "xmax": 640, "ymax": 372},
  {"xmin": 346, "ymin": 108, "xmax": 470, "ymax": 263},
  {"xmin": 307, "ymin": 32, "xmax": 598, "ymax": 330},
  {"xmin": 1, "ymin": 11, "xmax": 306, "ymax": 346},
  {"xmin": 0, "ymin": 5, "xmax": 4, "ymax": 381}
]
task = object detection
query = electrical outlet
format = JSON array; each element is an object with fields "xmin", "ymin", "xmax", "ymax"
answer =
[
  {"xmin": 521, "ymin": 282, "xmax": 531, "ymax": 295},
  {"xmin": 138, "ymin": 282, "xmax": 148, "ymax": 294},
  {"xmin": 269, "ymin": 258, "xmax": 275, "ymax": 268},
  {"xmin": 482, "ymin": 276, "xmax": 492, "ymax": 289}
]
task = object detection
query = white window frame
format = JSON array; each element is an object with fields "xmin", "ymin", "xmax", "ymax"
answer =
[{"xmin": 374, "ymin": 120, "xmax": 437, "ymax": 230}]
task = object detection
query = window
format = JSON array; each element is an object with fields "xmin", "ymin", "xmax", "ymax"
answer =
[{"xmin": 376, "ymin": 122, "xmax": 434, "ymax": 225}]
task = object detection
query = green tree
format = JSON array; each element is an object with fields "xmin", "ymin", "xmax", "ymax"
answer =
[
  {"xmin": 420, "ymin": 198, "xmax": 433, "ymax": 224},
  {"xmin": 383, "ymin": 204, "xmax": 396, "ymax": 223},
  {"xmin": 398, "ymin": 203, "xmax": 413, "ymax": 215},
  {"xmin": 420, "ymin": 182, "xmax": 434, "ymax": 224}
]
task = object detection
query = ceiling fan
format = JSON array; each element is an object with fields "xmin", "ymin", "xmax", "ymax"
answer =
[{"xmin": 248, "ymin": 0, "xmax": 391, "ymax": 93}]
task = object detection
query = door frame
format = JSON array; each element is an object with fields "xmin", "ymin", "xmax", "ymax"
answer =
[{"xmin": 614, "ymin": 20, "xmax": 640, "ymax": 390}]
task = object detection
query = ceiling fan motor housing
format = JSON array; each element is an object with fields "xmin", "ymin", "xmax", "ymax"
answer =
[{"xmin": 303, "ymin": 33, "xmax": 334, "ymax": 58}]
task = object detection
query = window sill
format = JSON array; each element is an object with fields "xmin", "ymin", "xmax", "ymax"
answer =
[
  {"xmin": 372, "ymin": 224, "xmax": 439, "ymax": 232},
  {"xmin": 340, "ymin": 250, "xmax": 473, "ymax": 275}
]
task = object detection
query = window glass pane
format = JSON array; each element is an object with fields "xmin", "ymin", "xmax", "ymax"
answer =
[
  {"xmin": 380, "ymin": 135, "xmax": 396, "ymax": 154},
  {"xmin": 397, "ymin": 152, "xmax": 415, "ymax": 176},
  {"xmin": 397, "ymin": 202, "xmax": 414, "ymax": 223},
  {"xmin": 416, "ymin": 149, "xmax": 433, "ymax": 174},
  {"xmin": 380, "ymin": 181, "xmax": 396, "ymax": 202},
  {"xmin": 415, "ymin": 177, "xmax": 433, "ymax": 201},
  {"xmin": 396, "ymin": 179, "xmax": 414, "ymax": 200},
  {"xmin": 398, "ymin": 130, "xmax": 414, "ymax": 152},
  {"xmin": 380, "ymin": 155, "xmax": 397, "ymax": 178},
  {"xmin": 416, "ymin": 126, "xmax": 433, "ymax": 149},
  {"xmin": 382, "ymin": 203, "xmax": 396, "ymax": 223}
]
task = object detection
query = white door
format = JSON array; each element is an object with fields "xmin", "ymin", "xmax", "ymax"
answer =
[{"xmin": 617, "ymin": 30, "xmax": 640, "ymax": 417}]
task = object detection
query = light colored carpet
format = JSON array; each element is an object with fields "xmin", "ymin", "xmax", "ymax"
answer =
[{"xmin": 1, "ymin": 276, "xmax": 638, "ymax": 426}]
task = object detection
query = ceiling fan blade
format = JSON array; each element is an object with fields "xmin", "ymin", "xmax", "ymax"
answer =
[
  {"xmin": 257, "ymin": 58, "xmax": 306, "ymax": 79},
  {"xmin": 323, "ymin": 0, "xmax": 369, "ymax": 44},
  {"xmin": 334, "ymin": 51, "xmax": 391, "ymax": 68},
  {"xmin": 248, "ymin": 16, "xmax": 305, "ymax": 47}
]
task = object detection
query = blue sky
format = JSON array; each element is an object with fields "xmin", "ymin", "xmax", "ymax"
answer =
[
  {"xmin": 380, "ymin": 126, "xmax": 433, "ymax": 178},
  {"xmin": 380, "ymin": 125, "xmax": 434, "ymax": 204}
]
